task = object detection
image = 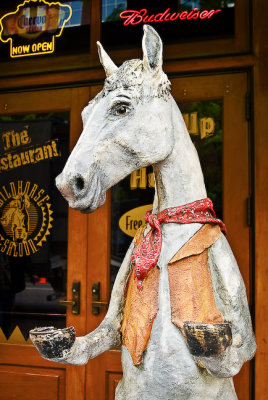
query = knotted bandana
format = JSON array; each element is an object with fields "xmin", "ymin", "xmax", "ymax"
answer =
[{"xmin": 132, "ymin": 198, "xmax": 226, "ymax": 290}]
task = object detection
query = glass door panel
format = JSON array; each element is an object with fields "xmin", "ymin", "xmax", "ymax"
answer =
[
  {"xmin": 179, "ymin": 99, "xmax": 223, "ymax": 218},
  {"xmin": 110, "ymin": 167, "xmax": 154, "ymax": 290},
  {"xmin": 0, "ymin": 112, "xmax": 70, "ymax": 343}
]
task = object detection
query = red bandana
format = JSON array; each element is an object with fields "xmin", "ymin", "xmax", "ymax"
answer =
[{"xmin": 132, "ymin": 198, "xmax": 226, "ymax": 290}]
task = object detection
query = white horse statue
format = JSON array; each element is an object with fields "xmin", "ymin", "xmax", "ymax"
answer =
[{"xmin": 30, "ymin": 26, "xmax": 256, "ymax": 400}]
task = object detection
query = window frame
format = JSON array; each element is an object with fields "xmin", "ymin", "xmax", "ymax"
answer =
[{"xmin": 0, "ymin": 0, "xmax": 250, "ymax": 78}]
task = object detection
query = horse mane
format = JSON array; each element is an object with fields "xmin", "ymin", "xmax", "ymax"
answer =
[{"xmin": 93, "ymin": 59, "xmax": 171, "ymax": 105}]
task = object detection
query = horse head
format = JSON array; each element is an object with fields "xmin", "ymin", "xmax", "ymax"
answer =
[{"xmin": 56, "ymin": 25, "xmax": 175, "ymax": 213}]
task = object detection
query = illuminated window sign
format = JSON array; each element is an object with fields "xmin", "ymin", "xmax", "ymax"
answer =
[
  {"xmin": 0, "ymin": 0, "xmax": 72, "ymax": 58},
  {"xmin": 119, "ymin": 8, "xmax": 222, "ymax": 26},
  {"xmin": 101, "ymin": 0, "xmax": 235, "ymax": 49}
]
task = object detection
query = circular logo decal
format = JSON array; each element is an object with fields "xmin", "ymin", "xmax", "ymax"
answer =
[{"xmin": 0, "ymin": 181, "xmax": 53, "ymax": 257}]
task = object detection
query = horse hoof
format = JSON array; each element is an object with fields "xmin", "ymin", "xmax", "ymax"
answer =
[
  {"xmin": 29, "ymin": 326, "xmax": 76, "ymax": 359},
  {"xmin": 183, "ymin": 322, "xmax": 232, "ymax": 357}
]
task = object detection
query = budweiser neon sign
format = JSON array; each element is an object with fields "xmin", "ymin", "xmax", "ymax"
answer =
[{"xmin": 120, "ymin": 8, "xmax": 222, "ymax": 26}]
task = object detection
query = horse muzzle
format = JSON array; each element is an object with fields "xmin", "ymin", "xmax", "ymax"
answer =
[{"xmin": 55, "ymin": 171, "xmax": 105, "ymax": 213}]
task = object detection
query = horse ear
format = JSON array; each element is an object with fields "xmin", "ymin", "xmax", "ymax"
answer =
[
  {"xmin": 97, "ymin": 41, "xmax": 118, "ymax": 77},
  {"xmin": 142, "ymin": 25, "xmax": 163, "ymax": 74}
]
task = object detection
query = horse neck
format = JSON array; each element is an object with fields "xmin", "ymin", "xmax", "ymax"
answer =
[{"xmin": 152, "ymin": 97, "xmax": 207, "ymax": 214}]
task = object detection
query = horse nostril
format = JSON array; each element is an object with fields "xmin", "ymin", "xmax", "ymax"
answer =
[{"xmin": 75, "ymin": 176, "xmax": 85, "ymax": 192}]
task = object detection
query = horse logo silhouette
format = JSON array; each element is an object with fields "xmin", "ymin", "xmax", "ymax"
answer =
[
  {"xmin": 0, "ymin": 181, "xmax": 53, "ymax": 257},
  {"xmin": 1, "ymin": 194, "xmax": 30, "ymax": 242}
]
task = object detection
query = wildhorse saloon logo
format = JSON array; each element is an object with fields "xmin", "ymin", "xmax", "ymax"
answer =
[{"xmin": 0, "ymin": 181, "xmax": 53, "ymax": 257}]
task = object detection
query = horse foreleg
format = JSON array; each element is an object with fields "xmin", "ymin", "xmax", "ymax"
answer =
[{"xmin": 31, "ymin": 241, "xmax": 134, "ymax": 365}]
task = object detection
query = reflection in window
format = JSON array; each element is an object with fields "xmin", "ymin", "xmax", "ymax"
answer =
[
  {"xmin": 102, "ymin": 0, "xmax": 127, "ymax": 22},
  {"xmin": 64, "ymin": 1, "xmax": 82, "ymax": 27},
  {"xmin": 0, "ymin": 113, "xmax": 69, "ymax": 343},
  {"xmin": 180, "ymin": 1, "xmax": 234, "ymax": 8},
  {"xmin": 179, "ymin": 100, "xmax": 223, "ymax": 219}
]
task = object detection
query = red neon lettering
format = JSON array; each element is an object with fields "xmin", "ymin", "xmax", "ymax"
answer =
[
  {"xmin": 154, "ymin": 13, "xmax": 161, "ymax": 22},
  {"xmin": 143, "ymin": 15, "xmax": 149, "ymax": 23},
  {"xmin": 119, "ymin": 10, "xmax": 136, "ymax": 26},
  {"xmin": 119, "ymin": 10, "xmax": 142, "ymax": 26},
  {"xmin": 119, "ymin": 8, "xmax": 222, "ymax": 26},
  {"xmin": 160, "ymin": 8, "xmax": 170, "ymax": 21},
  {"xmin": 154, "ymin": 12, "xmax": 164, "ymax": 22},
  {"xmin": 187, "ymin": 8, "xmax": 196, "ymax": 19},
  {"xmin": 207, "ymin": 9, "xmax": 221, "ymax": 18},
  {"xmin": 132, "ymin": 9, "xmax": 145, "ymax": 25},
  {"xmin": 170, "ymin": 12, "xmax": 180, "ymax": 21},
  {"xmin": 191, "ymin": 10, "xmax": 200, "ymax": 19},
  {"xmin": 199, "ymin": 10, "xmax": 209, "ymax": 19},
  {"xmin": 179, "ymin": 11, "xmax": 188, "ymax": 20},
  {"xmin": 140, "ymin": 9, "xmax": 147, "ymax": 17},
  {"xmin": 164, "ymin": 13, "xmax": 171, "ymax": 22}
]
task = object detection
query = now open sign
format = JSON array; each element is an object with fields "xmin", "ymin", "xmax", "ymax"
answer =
[{"xmin": 0, "ymin": 0, "xmax": 72, "ymax": 58}]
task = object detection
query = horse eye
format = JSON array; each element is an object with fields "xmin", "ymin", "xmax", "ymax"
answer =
[{"xmin": 116, "ymin": 106, "xmax": 127, "ymax": 115}]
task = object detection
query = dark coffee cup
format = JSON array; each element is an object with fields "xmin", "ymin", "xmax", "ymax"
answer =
[
  {"xmin": 29, "ymin": 326, "xmax": 76, "ymax": 359},
  {"xmin": 183, "ymin": 322, "xmax": 232, "ymax": 357}
]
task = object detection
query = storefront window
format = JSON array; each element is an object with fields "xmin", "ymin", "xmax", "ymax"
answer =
[
  {"xmin": 0, "ymin": 112, "xmax": 69, "ymax": 343},
  {"xmin": 101, "ymin": 0, "xmax": 235, "ymax": 48},
  {"xmin": 65, "ymin": 1, "xmax": 83, "ymax": 26},
  {"xmin": 110, "ymin": 167, "xmax": 154, "ymax": 289},
  {"xmin": 110, "ymin": 99, "xmax": 222, "ymax": 291},
  {"xmin": 102, "ymin": 0, "xmax": 127, "ymax": 22},
  {"xmin": 0, "ymin": 0, "xmax": 90, "ymax": 60},
  {"xmin": 179, "ymin": 99, "xmax": 223, "ymax": 219}
]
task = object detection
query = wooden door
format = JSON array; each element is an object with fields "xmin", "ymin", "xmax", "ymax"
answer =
[
  {"xmin": 0, "ymin": 87, "xmax": 90, "ymax": 400},
  {"xmin": 173, "ymin": 73, "xmax": 252, "ymax": 400},
  {"xmin": 85, "ymin": 72, "xmax": 253, "ymax": 400}
]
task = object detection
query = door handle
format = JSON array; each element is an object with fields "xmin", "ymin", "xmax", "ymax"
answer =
[
  {"xmin": 92, "ymin": 282, "xmax": 109, "ymax": 315},
  {"xmin": 91, "ymin": 301, "xmax": 109, "ymax": 307},
  {"xmin": 59, "ymin": 300, "xmax": 75, "ymax": 306},
  {"xmin": 58, "ymin": 281, "xmax": 80, "ymax": 315}
]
